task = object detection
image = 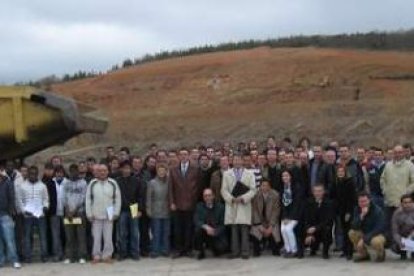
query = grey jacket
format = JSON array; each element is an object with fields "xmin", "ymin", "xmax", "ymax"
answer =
[
  {"xmin": 63, "ymin": 178, "xmax": 88, "ymax": 216},
  {"xmin": 85, "ymin": 178, "xmax": 121, "ymax": 220},
  {"xmin": 392, "ymin": 206, "xmax": 414, "ymax": 246},
  {"xmin": 147, "ymin": 177, "xmax": 170, "ymax": 219}
]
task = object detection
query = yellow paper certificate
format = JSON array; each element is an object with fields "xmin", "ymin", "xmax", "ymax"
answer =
[
  {"xmin": 64, "ymin": 217, "xmax": 82, "ymax": 225},
  {"xmin": 130, "ymin": 203, "xmax": 139, "ymax": 218}
]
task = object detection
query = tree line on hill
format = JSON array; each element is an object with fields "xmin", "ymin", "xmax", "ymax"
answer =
[{"xmin": 17, "ymin": 29, "xmax": 414, "ymax": 88}]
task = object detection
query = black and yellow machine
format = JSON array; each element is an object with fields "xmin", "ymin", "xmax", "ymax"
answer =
[{"xmin": 0, "ymin": 86, "xmax": 108, "ymax": 161}]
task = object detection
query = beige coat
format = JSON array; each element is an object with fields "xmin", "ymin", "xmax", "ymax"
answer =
[
  {"xmin": 380, "ymin": 160, "xmax": 414, "ymax": 207},
  {"xmin": 221, "ymin": 169, "xmax": 256, "ymax": 225},
  {"xmin": 250, "ymin": 189, "xmax": 281, "ymax": 242}
]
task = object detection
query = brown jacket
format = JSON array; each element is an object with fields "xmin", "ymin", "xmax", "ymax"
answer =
[
  {"xmin": 169, "ymin": 164, "xmax": 200, "ymax": 211},
  {"xmin": 251, "ymin": 189, "xmax": 281, "ymax": 242},
  {"xmin": 210, "ymin": 169, "xmax": 224, "ymax": 202},
  {"xmin": 251, "ymin": 189, "xmax": 281, "ymax": 226}
]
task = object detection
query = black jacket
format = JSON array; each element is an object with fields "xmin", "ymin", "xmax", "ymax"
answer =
[
  {"xmin": 304, "ymin": 197, "xmax": 334, "ymax": 231},
  {"xmin": 115, "ymin": 175, "xmax": 142, "ymax": 212},
  {"xmin": 330, "ymin": 177, "xmax": 357, "ymax": 217},
  {"xmin": 44, "ymin": 176, "xmax": 59, "ymax": 216},
  {"xmin": 346, "ymin": 159, "xmax": 365, "ymax": 193},
  {"xmin": 0, "ymin": 176, "xmax": 15, "ymax": 216},
  {"xmin": 367, "ymin": 163, "xmax": 385, "ymax": 197},
  {"xmin": 318, "ymin": 163, "xmax": 337, "ymax": 195},
  {"xmin": 280, "ymin": 182, "xmax": 304, "ymax": 221}
]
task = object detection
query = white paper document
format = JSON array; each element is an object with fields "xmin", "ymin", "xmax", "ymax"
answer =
[
  {"xmin": 107, "ymin": 206, "xmax": 114, "ymax": 220},
  {"xmin": 24, "ymin": 202, "xmax": 43, "ymax": 218},
  {"xmin": 401, "ymin": 238, "xmax": 414, "ymax": 252}
]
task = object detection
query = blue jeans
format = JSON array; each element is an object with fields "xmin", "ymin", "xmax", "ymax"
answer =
[
  {"xmin": 0, "ymin": 215, "xmax": 19, "ymax": 265},
  {"xmin": 117, "ymin": 211, "xmax": 140, "ymax": 258},
  {"xmin": 24, "ymin": 216, "xmax": 48, "ymax": 262},
  {"xmin": 151, "ymin": 218, "xmax": 170, "ymax": 255},
  {"xmin": 49, "ymin": 216, "xmax": 63, "ymax": 259}
]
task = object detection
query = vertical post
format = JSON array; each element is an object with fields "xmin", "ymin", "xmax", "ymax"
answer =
[{"xmin": 12, "ymin": 97, "xmax": 27, "ymax": 143}]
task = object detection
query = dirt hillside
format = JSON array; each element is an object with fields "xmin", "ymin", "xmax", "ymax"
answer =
[{"xmin": 49, "ymin": 46, "xmax": 414, "ymax": 156}]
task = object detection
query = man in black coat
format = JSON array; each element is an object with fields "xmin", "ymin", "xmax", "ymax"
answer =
[{"xmin": 303, "ymin": 184, "xmax": 334, "ymax": 259}]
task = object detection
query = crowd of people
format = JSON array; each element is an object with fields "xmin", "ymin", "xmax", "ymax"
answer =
[{"xmin": 1, "ymin": 136, "xmax": 414, "ymax": 269}]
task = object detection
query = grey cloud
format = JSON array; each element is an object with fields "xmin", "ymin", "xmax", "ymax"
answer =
[{"xmin": 1, "ymin": 0, "xmax": 413, "ymax": 83}]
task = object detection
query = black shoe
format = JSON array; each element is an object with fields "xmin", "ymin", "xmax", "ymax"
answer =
[
  {"xmin": 131, "ymin": 255, "xmax": 140, "ymax": 261},
  {"xmin": 310, "ymin": 250, "xmax": 317, "ymax": 256},
  {"xmin": 323, "ymin": 252, "xmax": 330, "ymax": 259},
  {"xmin": 41, "ymin": 257, "xmax": 48, "ymax": 263},
  {"xmin": 227, "ymin": 254, "xmax": 239, "ymax": 259},
  {"xmin": 172, "ymin": 252, "xmax": 183, "ymax": 259},
  {"xmin": 272, "ymin": 249, "xmax": 280, "ymax": 256},
  {"xmin": 353, "ymin": 255, "xmax": 370, "ymax": 263},
  {"xmin": 253, "ymin": 250, "xmax": 261, "ymax": 257},
  {"xmin": 183, "ymin": 251, "xmax": 194, "ymax": 258},
  {"xmin": 197, "ymin": 251, "xmax": 206, "ymax": 260},
  {"xmin": 401, "ymin": 253, "xmax": 407, "ymax": 260},
  {"xmin": 241, "ymin": 255, "xmax": 250, "ymax": 260},
  {"xmin": 296, "ymin": 252, "xmax": 304, "ymax": 259}
]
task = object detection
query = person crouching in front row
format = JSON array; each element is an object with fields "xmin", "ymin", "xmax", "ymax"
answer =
[
  {"xmin": 391, "ymin": 194, "xmax": 414, "ymax": 261},
  {"xmin": 303, "ymin": 184, "xmax": 334, "ymax": 259},
  {"xmin": 194, "ymin": 188, "xmax": 228, "ymax": 260},
  {"xmin": 348, "ymin": 192, "xmax": 386, "ymax": 263},
  {"xmin": 250, "ymin": 178, "xmax": 281, "ymax": 257}
]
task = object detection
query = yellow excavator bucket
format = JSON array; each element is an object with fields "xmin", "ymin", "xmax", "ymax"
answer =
[{"xmin": 0, "ymin": 86, "xmax": 108, "ymax": 160}]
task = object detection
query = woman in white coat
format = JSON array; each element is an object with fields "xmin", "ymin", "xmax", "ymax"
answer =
[{"xmin": 221, "ymin": 154, "xmax": 257, "ymax": 259}]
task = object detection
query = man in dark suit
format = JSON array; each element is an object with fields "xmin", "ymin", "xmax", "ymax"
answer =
[
  {"xmin": 303, "ymin": 184, "xmax": 334, "ymax": 259},
  {"xmin": 169, "ymin": 148, "xmax": 200, "ymax": 258}
]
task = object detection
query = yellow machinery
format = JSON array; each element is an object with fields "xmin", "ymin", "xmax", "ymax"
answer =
[{"xmin": 0, "ymin": 86, "xmax": 108, "ymax": 160}]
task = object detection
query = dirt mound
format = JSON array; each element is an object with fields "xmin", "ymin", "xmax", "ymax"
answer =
[{"xmin": 47, "ymin": 46, "xmax": 414, "ymax": 156}]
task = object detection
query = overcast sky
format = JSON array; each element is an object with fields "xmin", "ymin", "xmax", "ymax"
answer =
[{"xmin": 0, "ymin": 0, "xmax": 412, "ymax": 84}]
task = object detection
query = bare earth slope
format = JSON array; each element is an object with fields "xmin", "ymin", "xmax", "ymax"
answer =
[{"xmin": 51, "ymin": 47, "xmax": 414, "ymax": 153}]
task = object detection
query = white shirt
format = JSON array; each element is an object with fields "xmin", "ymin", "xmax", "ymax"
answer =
[{"xmin": 54, "ymin": 177, "xmax": 66, "ymax": 216}]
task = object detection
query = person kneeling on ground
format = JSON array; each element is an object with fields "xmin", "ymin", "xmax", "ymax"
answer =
[
  {"xmin": 349, "ymin": 192, "xmax": 386, "ymax": 263},
  {"xmin": 250, "ymin": 178, "xmax": 281, "ymax": 257},
  {"xmin": 391, "ymin": 194, "xmax": 414, "ymax": 261},
  {"xmin": 303, "ymin": 184, "xmax": 334, "ymax": 259},
  {"xmin": 194, "ymin": 188, "xmax": 227, "ymax": 260}
]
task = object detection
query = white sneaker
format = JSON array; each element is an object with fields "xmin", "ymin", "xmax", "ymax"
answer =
[
  {"xmin": 13, "ymin": 262, "xmax": 22, "ymax": 269},
  {"xmin": 79, "ymin": 259, "xmax": 86, "ymax": 264},
  {"xmin": 63, "ymin": 259, "xmax": 71, "ymax": 264}
]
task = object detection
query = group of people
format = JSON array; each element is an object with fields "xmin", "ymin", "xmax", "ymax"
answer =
[{"xmin": 1, "ymin": 136, "xmax": 414, "ymax": 269}]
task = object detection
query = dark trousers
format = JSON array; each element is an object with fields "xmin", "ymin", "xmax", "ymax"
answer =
[
  {"xmin": 173, "ymin": 210, "xmax": 194, "ymax": 253},
  {"xmin": 139, "ymin": 211, "xmax": 150, "ymax": 255},
  {"xmin": 194, "ymin": 228, "xmax": 227, "ymax": 255},
  {"xmin": 340, "ymin": 215, "xmax": 353, "ymax": 257},
  {"xmin": 252, "ymin": 235, "xmax": 279, "ymax": 255},
  {"xmin": 117, "ymin": 211, "xmax": 140, "ymax": 258},
  {"xmin": 306, "ymin": 226, "xmax": 332, "ymax": 254},
  {"xmin": 64, "ymin": 220, "xmax": 87, "ymax": 261},
  {"xmin": 14, "ymin": 214, "xmax": 25, "ymax": 260},
  {"xmin": 50, "ymin": 216, "xmax": 64, "ymax": 259},
  {"xmin": 231, "ymin": 224, "xmax": 250, "ymax": 257},
  {"xmin": 23, "ymin": 217, "xmax": 48, "ymax": 262},
  {"xmin": 385, "ymin": 207, "xmax": 397, "ymax": 245}
]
